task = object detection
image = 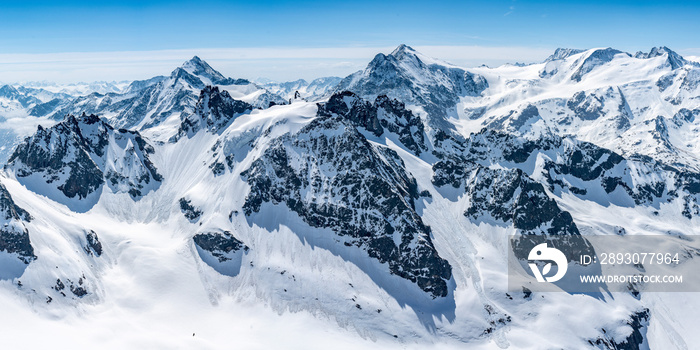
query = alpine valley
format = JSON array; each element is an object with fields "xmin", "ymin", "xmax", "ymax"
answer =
[{"xmin": 1, "ymin": 45, "xmax": 699, "ymax": 349}]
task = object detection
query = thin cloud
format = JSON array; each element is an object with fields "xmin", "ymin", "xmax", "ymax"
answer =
[
  {"xmin": 0, "ymin": 46, "xmax": 554, "ymax": 84},
  {"xmin": 504, "ymin": 5, "xmax": 515, "ymax": 16}
]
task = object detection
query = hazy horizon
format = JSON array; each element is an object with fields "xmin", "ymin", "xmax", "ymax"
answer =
[
  {"xmin": 2, "ymin": 44, "xmax": 700, "ymax": 85},
  {"xmin": 1, "ymin": 1, "xmax": 699, "ymax": 83}
]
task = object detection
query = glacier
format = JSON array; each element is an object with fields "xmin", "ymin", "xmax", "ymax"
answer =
[{"xmin": 0, "ymin": 45, "xmax": 699, "ymax": 349}]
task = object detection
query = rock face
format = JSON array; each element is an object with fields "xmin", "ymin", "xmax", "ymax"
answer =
[
  {"xmin": 179, "ymin": 198, "xmax": 202, "ymax": 222},
  {"xmin": 193, "ymin": 231, "xmax": 249, "ymax": 277},
  {"xmin": 433, "ymin": 128, "xmax": 700, "ymax": 220},
  {"xmin": 571, "ymin": 48, "xmax": 628, "ymax": 82},
  {"xmin": 591, "ymin": 310, "xmax": 650, "ymax": 350},
  {"xmin": 173, "ymin": 86, "xmax": 253, "ymax": 140},
  {"xmin": 0, "ymin": 85, "xmax": 42, "ymax": 109},
  {"xmin": 180, "ymin": 56, "xmax": 238, "ymax": 86},
  {"xmin": 83, "ymin": 230, "xmax": 103, "ymax": 257},
  {"xmin": 318, "ymin": 91, "xmax": 427, "ymax": 155},
  {"xmin": 566, "ymin": 87, "xmax": 633, "ymax": 128},
  {"xmin": 242, "ymin": 112, "xmax": 452, "ymax": 298},
  {"xmin": 432, "ymin": 138, "xmax": 593, "ymax": 261},
  {"xmin": 35, "ymin": 57, "xmax": 281, "ymax": 131},
  {"xmin": 0, "ymin": 181, "xmax": 35, "ymax": 264},
  {"xmin": 54, "ymin": 277, "xmax": 88, "ymax": 298},
  {"xmin": 336, "ymin": 44, "xmax": 487, "ymax": 132},
  {"xmin": 193, "ymin": 231, "xmax": 249, "ymax": 263},
  {"xmin": 544, "ymin": 48, "xmax": 585, "ymax": 62},
  {"xmin": 635, "ymin": 46, "xmax": 692, "ymax": 70},
  {"xmin": 463, "ymin": 167, "xmax": 579, "ymax": 235},
  {"xmin": 6, "ymin": 114, "xmax": 162, "ymax": 205}
]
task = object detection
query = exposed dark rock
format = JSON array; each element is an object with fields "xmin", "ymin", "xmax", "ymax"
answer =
[
  {"xmin": 544, "ymin": 48, "xmax": 585, "ymax": 62},
  {"xmin": 571, "ymin": 48, "xmax": 629, "ymax": 82},
  {"xmin": 173, "ymin": 86, "xmax": 253, "ymax": 140},
  {"xmin": 70, "ymin": 284, "xmax": 88, "ymax": 297},
  {"xmin": 179, "ymin": 198, "xmax": 202, "ymax": 222},
  {"xmin": 84, "ymin": 230, "xmax": 103, "ymax": 257},
  {"xmin": 656, "ymin": 73, "xmax": 676, "ymax": 92},
  {"xmin": 29, "ymin": 98, "xmax": 68, "ymax": 117},
  {"xmin": 635, "ymin": 46, "xmax": 692, "ymax": 70},
  {"xmin": 242, "ymin": 114, "xmax": 451, "ymax": 298},
  {"xmin": 54, "ymin": 279, "xmax": 65, "ymax": 291},
  {"xmin": 193, "ymin": 231, "xmax": 248, "ymax": 263},
  {"xmin": 54, "ymin": 277, "xmax": 89, "ymax": 298},
  {"xmin": 591, "ymin": 309, "xmax": 649, "ymax": 350},
  {"xmin": 435, "ymin": 128, "xmax": 699, "ymax": 216},
  {"xmin": 489, "ymin": 104, "xmax": 541, "ymax": 133},
  {"xmin": 210, "ymin": 161, "xmax": 225, "ymax": 175},
  {"xmin": 335, "ymin": 44, "xmax": 487, "ymax": 134},
  {"xmin": 318, "ymin": 91, "xmax": 427, "ymax": 155},
  {"xmin": 6, "ymin": 114, "xmax": 162, "ymax": 202},
  {"xmin": 565, "ymin": 87, "xmax": 632, "ymax": 132},
  {"xmin": 674, "ymin": 108, "xmax": 700, "ymax": 123},
  {"xmin": 318, "ymin": 91, "xmax": 383, "ymax": 136},
  {"xmin": 0, "ymin": 182, "xmax": 36, "ymax": 264}
]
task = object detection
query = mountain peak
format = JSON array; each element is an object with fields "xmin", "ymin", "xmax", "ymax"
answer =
[
  {"xmin": 179, "ymin": 56, "xmax": 226, "ymax": 84},
  {"xmin": 635, "ymin": 46, "xmax": 688, "ymax": 70},
  {"xmin": 182, "ymin": 55, "xmax": 207, "ymax": 69},
  {"xmin": 390, "ymin": 44, "xmax": 416, "ymax": 57},
  {"xmin": 545, "ymin": 48, "xmax": 585, "ymax": 62},
  {"xmin": 172, "ymin": 85, "xmax": 253, "ymax": 140}
]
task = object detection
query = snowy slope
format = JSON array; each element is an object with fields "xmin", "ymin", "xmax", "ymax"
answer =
[
  {"xmin": 336, "ymin": 44, "xmax": 488, "ymax": 135},
  {"xmin": 462, "ymin": 46, "xmax": 700, "ymax": 171},
  {"xmin": 32, "ymin": 57, "xmax": 286, "ymax": 138},
  {"xmin": 1, "ymin": 45, "xmax": 700, "ymax": 350},
  {"xmin": 19, "ymin": 80, "xmax": 131, "ymax": 96},
  {"xmin": 262, "ymin": 76, "xmax": 342, "ymax": 101}
]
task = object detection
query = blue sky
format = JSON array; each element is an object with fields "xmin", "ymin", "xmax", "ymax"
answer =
[{"xmin": 0, "ymin": 0, "xmax": 697, "ymax": 82}]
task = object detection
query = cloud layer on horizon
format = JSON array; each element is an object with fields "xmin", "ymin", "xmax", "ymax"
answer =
[{"xmin": 0, "ymin": 45, "xmax": 553, "ymax": 84}]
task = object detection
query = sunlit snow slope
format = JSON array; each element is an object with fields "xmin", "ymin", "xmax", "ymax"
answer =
[{"xmin": 1, "ymin": 47, "xmax": 700, "ymax": 349}]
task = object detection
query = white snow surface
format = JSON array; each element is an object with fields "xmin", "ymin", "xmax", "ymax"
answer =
[{"xmin": 1, "ymin": 46, "xmax": 700, "ymax": 349}]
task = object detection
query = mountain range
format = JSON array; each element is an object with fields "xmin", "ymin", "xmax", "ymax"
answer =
[{"xmin": 1, "ymin": 44, "xmax": 700, "ymax": 349}]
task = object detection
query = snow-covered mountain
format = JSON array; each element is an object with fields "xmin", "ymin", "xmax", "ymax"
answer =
[
  {"xmin": 336, "ymin": 44, "xmax": 488, "ymax": 135},
  {"xmin": 18, "ymin": 80, "xmax": 131, "ymax": 96},
  {"xmin": 0, "ymin": 84, "xmax": 72, "ymax": 115},
  {"xmin": 2, "ymin": 45, "xmax": 700, "ymax": 349},
  {"xmin": 0, "ymin": 57, "xmax": 288, "ymax": 165},
  {"xmin": 261, "ymin": 76, "xmax": 342, "ymax": 101},
  {"xmin": 33, "ymin": 56, "xmax": 286, "ymax": 135},
  {"xmin": 5, "ymin": 113, "xmax": 162, "ymax": 212}
]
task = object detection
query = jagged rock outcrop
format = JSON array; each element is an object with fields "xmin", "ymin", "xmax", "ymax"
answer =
[
  {"xmin": 635, "ymin": 46, "xmax": 692, "ymax": 70},
  {"xmin": 566, "ymin": 87, "xmax": 633, "ymax": 129},
  {"xmin": 173, "ymin": 86, "xmax": 253, "ymax": 140},
  {"xmin": 242, "ymin": 114, "xmax": 451, "ymax": 298},
  {"xmin": 6, "ymin": 114, "xmax": 162, "ymax": 205},
  {"xmin": 179, "ymin": 198, "xmax": 202, "ymax": 222},
  {"xmin": 36, "ymin": 57, "xmax": 278, "ymax": 131},
  {"xmin": 318, "ymin": 91, "xmax": 427, "ymax": 155},
  {"xmin": 193, "ymin": 231, "xmax": 249, "ymax": 263},
  {"xmin": 433, "ymin": 128, "xmax": 700, "ymax": 219},
  {"xmin": 83, "ymin": 230, "xmax": 103, "ymax": 257},
  {"xmin": 336, "ymin": 44, "xmax": 487, "ymax": 132},
  {"xmin": 0, "ymin": 181, "xmax": 35, "ymax": 264},
  {"xmin": 591, "ymin": 310, "xmax": 649, "ymax": 350},
  {"xmin": 544, "ymin": 48, "xmax": 585, "ymax": 62},
  {"xmin": 571, "ymin": 48, "xmax": 629, "ymax": 82}
]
